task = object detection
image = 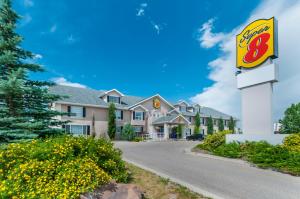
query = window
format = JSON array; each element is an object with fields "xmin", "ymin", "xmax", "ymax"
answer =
[
  {"xmin": 180, "ymin": 106, "xmax": 186, "ymax": 112},
  {"xmin": 224, "ymin": 120, "xmax": 228, "ymax": 127},
  {"xmin": 157, "ymin": 126, "xmax": 164, "ymax": 133},
  {"xmin": 214, "ymin": 119, "xmax": 217, "ymax": 125},
  {"xmin": 133, "ymin": 111, "xmax": 144, "ymax": 120},
  {"xmin": 201, "ymin": 118, "xmax": 205, "ymax": 125},
  {"xmin": 133, "ymin": 126, "xmax": 143, "ymax": 133},
  {"xmin": 115, "ymin": 110, "xmax": 123, "ymax": 120},
  {"xmin": 187, "ymin": 107, "xmax": 194, "ymax": 113},
  {"xmin": 189, "ymin": 117, "xmax": 192, "ymax": 122},
  {"xmin": 107, "ymin": 96, "xmax": 120, "ymax": 104},
  {"xmin": 202, "ymin": 129, "xmax": 205, "ymax": 135},
  {"xmin": 64, "ymin": 125, "xmax": 90, "ymax": 136},
  {"xmin": 68, "ymin": 106, "xmax": 85, "ymax": 118},
  {"xmin": 116, "ymin": 126, "xmax": 123, "ymax": 133}
]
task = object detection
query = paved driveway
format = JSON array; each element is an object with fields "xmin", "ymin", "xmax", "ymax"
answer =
[{"xmin": 115, "ymin": 141, "xmax": 300, "ymax": 199}]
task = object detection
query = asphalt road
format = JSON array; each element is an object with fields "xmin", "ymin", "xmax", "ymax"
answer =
[{"xmin": 115, "ymin": 141, "xmax": 300, "ymax": 199}]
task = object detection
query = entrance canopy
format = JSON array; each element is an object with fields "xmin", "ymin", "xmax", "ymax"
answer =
[{"xmin": 152, "ymin": 114, "xmax": 190, "ymax": 126}]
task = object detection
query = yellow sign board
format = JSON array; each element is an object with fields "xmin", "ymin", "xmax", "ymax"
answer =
[
  {"xmin": 153, "ymin": 98, "xmax": 161, "ymax": 109},
  {"xmin": 236, "ymin": 17, "xmax": 278, "ymax": 69}
]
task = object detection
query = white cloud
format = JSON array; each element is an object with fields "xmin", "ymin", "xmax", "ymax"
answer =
[
  {"xmin": 197, "ymin": 18, "xmax": 227, "ymax": 48},
  {"xmin": 24, "ymin": 0, "xmax": 34, "ymax": 7},
  {"xmin": 136, "ymin": 3, "xmax": 147, "ymax": 17},
  {"xmin": 51, "ymin": 77, "xmax": 87, "ymax": 88},
  {"xmin": 50, "ymin": 24, "xmax": 57, "ymax": 33},
  {"xmin": 191, "ymin": 0, "xmax": 300, "ymax": 122}
]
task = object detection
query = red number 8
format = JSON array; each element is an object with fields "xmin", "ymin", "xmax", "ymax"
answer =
[{"xmin": 244, "ymin": 33, "xmax": 270, "ymax": 63}]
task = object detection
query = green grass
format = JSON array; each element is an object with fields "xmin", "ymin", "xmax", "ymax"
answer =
[{"xmin": 127, "ymin": 163, "xmax": 210, "ymax": 199}]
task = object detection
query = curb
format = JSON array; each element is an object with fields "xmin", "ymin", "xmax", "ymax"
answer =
[
  {"xmin": 184, "ymin": 147, "xmax": 248, "ymax": 165},
  {"xmin": 124, "ymin": 158, "xmax": 224, "ymax": 199}
]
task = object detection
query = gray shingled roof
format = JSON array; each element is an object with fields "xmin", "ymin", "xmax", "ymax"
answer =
[
  {"xmin": 152, "ymin": 114, "xmax": 179, "ymax": 125},
  {"xmin": 49, "ymin": 85, "xmax": 235, "ymax": 120},
  {"xmin": 200, "ymin": 106, "xmax": 232, "ymax": 120},
  {"xmin": 49, "ymin": 85, "xmax": 143, "ymax": 108},
  {"xmin": 178, "ymin": 107, "xmax": 232, "ymax": 120}
]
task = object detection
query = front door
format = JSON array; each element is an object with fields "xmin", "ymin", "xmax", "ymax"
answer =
[{"xmin": 170, "ymin": 127, "xmax": 177, "ymax": 139}]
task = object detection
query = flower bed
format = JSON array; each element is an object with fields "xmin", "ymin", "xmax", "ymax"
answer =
[{"xmin": 0, "ymin": 136, "xmax": 128, "ymax": 198}]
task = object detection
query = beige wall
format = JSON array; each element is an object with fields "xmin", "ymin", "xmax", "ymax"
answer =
[
  {"xmin": 59, "ymin": 104, "xmax": 110, "ymax": 137},
  {"xmin": 55, "ymin": 102, "xmax": 232, "ymax": 138},
  {"xmin": 140, "ymin": 97, "xmax": 174, "ymax": 134}
]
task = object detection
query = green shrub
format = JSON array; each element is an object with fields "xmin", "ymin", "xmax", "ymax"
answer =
[
  {"xmin": 177, "ymin": 124, "xmax": 183, "ymax": 138},
  {"xmin": 133, "ymin": 137, "xmax": 144, "ymax": 142},
  {"xmin": 197, "ymin": 130, "xmax": 232, "ymax": 151},
  {"xmin": 121, "ymin": 124, "xmax": 136, "ymax": 141},
  {"xmin": 196, "ymin": 133, "xmax": 300, "ymax": 175},
  {"xmin": 213, "ymin": 142, "xmax": 242, "ymax": 158},
  {"xmin": 283, "ymin": 133, "xmax": 300, "ymax": 152},
  {"xmin": 241, "ymin": 142, "xmax": 288, "ymax": 166},
  {"xmin": 242, "ymin": 142, "xmax": 300, "ymax": 174},
  {"xmin": 0, "ymin": 136, "xmax": 129, "ymax": 198}
]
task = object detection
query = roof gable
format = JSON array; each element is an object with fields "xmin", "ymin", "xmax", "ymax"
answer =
[
  {"xmin": 129, "ymin": 94, "xmax": 175, "ymax": 109},
  {"xmin": 99, "ymin": 89, "xmax": 124, "ymax": 97}
]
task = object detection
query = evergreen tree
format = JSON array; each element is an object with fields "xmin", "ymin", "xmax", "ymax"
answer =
[
  {"xmin": 107, "ymin": 103, "xmax": 116, "ymax": 139},
  {"xmin": 207, "ymin": 116, "xmax": 214, "ymax": 135},
  {"xmin": 218, "ymin": 117, "xmax": 224, "ymax": 131},
  {"xmin": 177, "ymin": 124, "xmax": 183, "ymax": 139},
  {"xmin": 0, "ymin": 0, "xmax": 65, "ymax": 141},
  {"xmin": 279, "ymin": 103, "xmax": 300, "ymax": 134},
  {"xmin": 194, "ymin": 112, "xmax": 201, "ymax": 135},
  {"xmin": 228, "ymin": 116, "xmax": 235, "ymax": 133}
]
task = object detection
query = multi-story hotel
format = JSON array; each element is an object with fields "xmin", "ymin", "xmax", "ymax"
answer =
[{"xmin": 50, "ymin": 85, "xmax": 236, "ymax": 139}]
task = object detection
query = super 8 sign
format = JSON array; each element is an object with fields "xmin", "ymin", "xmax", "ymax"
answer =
[{"xmin": 236, "ymin": 17, "xmax": 278, "ymax": 69}]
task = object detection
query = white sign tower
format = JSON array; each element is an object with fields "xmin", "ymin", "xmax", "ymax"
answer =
[{"xmin": 226, "ymin": 17, "xmax": 288, "ymax": 145}]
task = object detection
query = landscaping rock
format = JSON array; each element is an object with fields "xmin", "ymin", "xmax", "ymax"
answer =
[{"xmin": 80, "ymin": 182, "xmax": 144, "ymax": 199}]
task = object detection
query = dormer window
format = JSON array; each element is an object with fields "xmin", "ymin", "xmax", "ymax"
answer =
[
  {"xmin": 187, "ymin": 107, "xmax": 194, "ymax": 113},
  {"xmin": 107, "ymin": 96, "xmax": 120, "ymax": 104},
  {"xmin": 180, "ymin": 106, "xmax": 186, "ymax": 112}
]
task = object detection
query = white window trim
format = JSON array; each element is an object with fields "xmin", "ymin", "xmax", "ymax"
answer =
[
  {"xmin": 108, "ymin": 95, "xmax": 120, "ymax": 104},
  {"xmin": 70, "ymin": 106, "xmax": 83, "ymax": 118},
  {"xmin": 134, "ymin": 111, "xmax": 144, "ymax": 120},
  {"xmin": 67, "ymin": 124, "xmax": 89, "ymax": 136},
  {"xmin": 115, "ymin": 110, "xmax": 123, "ymax": 121}
]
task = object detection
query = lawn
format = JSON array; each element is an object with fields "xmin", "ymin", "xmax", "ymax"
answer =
[{"xmin": 127, "ymin": 163, "xmax": 209, "ymax": 199}]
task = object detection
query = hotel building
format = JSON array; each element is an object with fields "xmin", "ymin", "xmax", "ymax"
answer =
[{"xmin": 50, "ymin": 85, "xmax": 236, "ymax": 139}]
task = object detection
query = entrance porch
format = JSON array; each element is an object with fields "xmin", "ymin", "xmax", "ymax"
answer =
[{"xmin": 151, "ymin": 114, "xmax": 191, "ymax": 140}]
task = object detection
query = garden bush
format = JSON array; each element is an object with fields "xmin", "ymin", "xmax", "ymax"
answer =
[
  {"xmin": 0, "ymin": 136, "xmax": 129, "ymax": 198},
  {"xmin": 196, "ymin": 133, "xmax": 300, "ymax": 175},
  {"xmin": 197, "ymin": 130, "xmax": 232, "ymax": 151},
  {"xmin": 213, "ymin": 142, "xmax": 242, "ymax": 158},
  {"xmin": 283, "ymin": 133, "xmax": 300, "ymax": 152},
  {"xmin": 121, "ymin": 124, "xmax": 136, "ymax": 141}
]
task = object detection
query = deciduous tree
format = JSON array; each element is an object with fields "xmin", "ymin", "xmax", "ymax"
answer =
[{"xmin": 280, "ymin": 103, "xmax": 300, "ymax": 134}]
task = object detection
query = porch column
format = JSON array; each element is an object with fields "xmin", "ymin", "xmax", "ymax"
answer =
[{"xmin": 164, "ymin": 123, "xmax": 169, "ymax": 139}]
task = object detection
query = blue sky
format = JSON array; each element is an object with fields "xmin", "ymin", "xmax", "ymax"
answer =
[{"xmin": 15, "ymin": 0, "xmax": 261, "ymax": 103}]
